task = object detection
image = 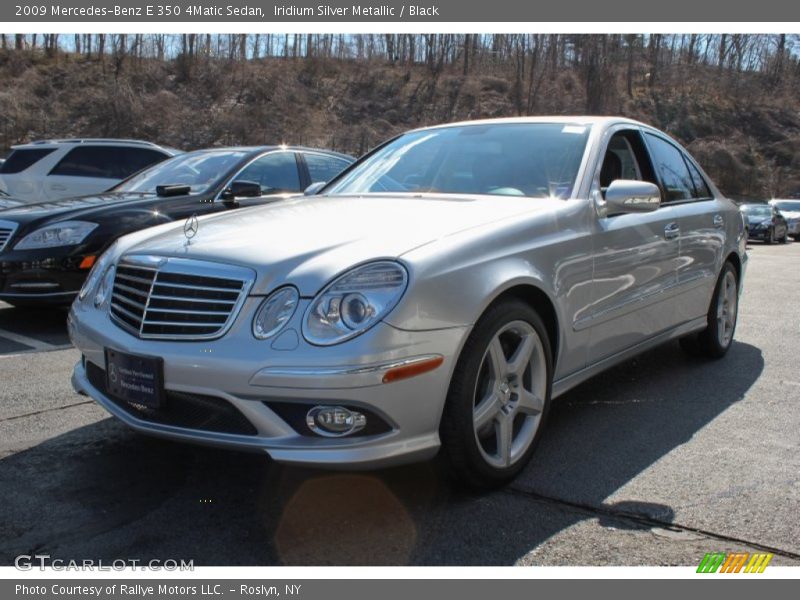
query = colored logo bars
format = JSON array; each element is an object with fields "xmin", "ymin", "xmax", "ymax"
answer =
[{"xmin": 697, "ymin": 552, "xmax": 773, "ymax": 573}]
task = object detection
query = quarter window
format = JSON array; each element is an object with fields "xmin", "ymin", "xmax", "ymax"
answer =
[
  {"xmin": 644, "ymin": 133, "xmax": 695, "ymax": 202},
  {"xmin": 235, "ymin": 152, "xmax": 301, "ymax": 193}
]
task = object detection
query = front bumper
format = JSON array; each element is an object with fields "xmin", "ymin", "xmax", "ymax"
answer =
[
  {"xmin": 746, "ymin": 227, "xmax": 771, "ymax": 240},
  {"xmin": 0, "ymin": 250, "xmax": 94, "ymax": 305},
  {"xmin": 68, "ymin": 297, "xmax": 469, "ymax": 469}
]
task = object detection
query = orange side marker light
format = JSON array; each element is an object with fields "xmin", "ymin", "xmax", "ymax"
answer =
[
  {"xmin": 382, "ymin": 356, "xmax": 444, "ymax": 384},
  {"xmin": 79, "ymin": 255, "xmax": 97, "ymax": 270}
]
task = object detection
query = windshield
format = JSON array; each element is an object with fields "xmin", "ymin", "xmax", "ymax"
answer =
[
  {"xmin": 741, "ymin": 204, "xmax": 772, "ymax": 217},
  {"xmin": 325, "ymin": 123, "xmax": 591, "ymax": 199},
  {"xmin": 773, "ymin": 200, "xmax": 800, "ymax": 212},
  {"xmin": 112, "ymin": 150, "xmax": 250, "ymax": 194}
]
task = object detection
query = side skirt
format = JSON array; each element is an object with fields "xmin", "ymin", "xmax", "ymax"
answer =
[{"xmin": 552, "ymin": 316, "xmax": 708, "ymax": 399}]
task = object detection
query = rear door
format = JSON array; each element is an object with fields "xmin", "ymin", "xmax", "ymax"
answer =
[
  {"xmin": 642, "ymin": 132, "xmax": 725, "ymax": 325},
  {"xmin": 585, "ymin": 126, "xmax": 682, "ymax": 364}
]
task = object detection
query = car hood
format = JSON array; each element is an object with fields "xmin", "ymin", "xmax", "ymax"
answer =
[
  {"xmin": 779, "ymin": 210, "xmax": 800, "ymax": 219},
  {"xmin": 121, "ymin": 193, "xmax": 555, "ymax": 296},
  {"xmin": 0, "ymin": 192, "xmax": 182, "ymax": 226}
]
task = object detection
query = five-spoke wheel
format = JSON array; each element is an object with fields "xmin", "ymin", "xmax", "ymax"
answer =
[{"xmin": 441, "ymin": 298, "xmax": 553, "ymax": 487}]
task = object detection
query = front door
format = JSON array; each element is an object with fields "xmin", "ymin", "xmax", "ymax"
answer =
[{"xmin": 584, "ymin": 128, "xmax": 681, "ymax": 364}]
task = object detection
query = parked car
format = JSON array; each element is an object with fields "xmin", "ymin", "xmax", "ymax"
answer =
[
  {"xmin": 0, "ymin": 189, "xmax": 24, "ymax": 210},
  {"xmin": 0, "ymin": 139, "xmax": 181, "ymax": 203},
  {"xmin": 0, "ymin": 146, "xmax": 353, "ymax": 307},
  {"xmin": 740, "ymin": 202, "xmax": 788, "ymax": 244},
  {"xmin": 69, "ymin": 117, "xmax": 746, "ymax": 487},
  {"xmin": 768, "ymin": 199, "xmax": 800, "ymax": 240}
]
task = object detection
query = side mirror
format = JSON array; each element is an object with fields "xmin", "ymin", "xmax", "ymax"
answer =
[
  {"xmin": 304, "ymin": 181, "xmax": 327, "ymax": 196},
  {"xmin": 221, "ymin": 180, "xmax": 262, "ymax": 202},
  {"xmin": 604, "ymin": 180, "xmax": 661, "ymax": 215}
]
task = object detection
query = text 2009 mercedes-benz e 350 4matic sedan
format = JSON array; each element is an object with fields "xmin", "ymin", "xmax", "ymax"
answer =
[{"xmin": 69, "ymin": 117, "xmax": 747, "ymax": 487}]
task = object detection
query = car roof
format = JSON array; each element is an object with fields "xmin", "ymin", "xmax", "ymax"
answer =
[
  {"xmin": 11, "ymin": 138, "xmax": 177, "ymax": 150},
  {"xmin": 412, "ymin": 115, "xmax": 648, "ymax": 133},
  {"xmin": 178, "ymin": 146, "xmax": 353, "ymax": 160}
]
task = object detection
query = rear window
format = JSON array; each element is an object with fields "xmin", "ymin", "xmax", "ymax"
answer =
[
  {"xmin": 49, "ymin": 146, "xmax": 168, "ymax": 179},
  {"xmin": 304, "ymin": 153, "xmax": 352, "ymax": 183},
  {"xmin": 0, "ymin": 148, "xmax": 56, "ymax": 174}
]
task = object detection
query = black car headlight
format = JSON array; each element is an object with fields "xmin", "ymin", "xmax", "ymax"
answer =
[{"xmin": 14, "ymin": 220, "xmax": 98, "ymax": 250}]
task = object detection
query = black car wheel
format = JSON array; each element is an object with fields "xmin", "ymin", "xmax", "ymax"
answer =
[{"xmin": 680, "ymin": 261, "xmax": 739, "ymax": 359}]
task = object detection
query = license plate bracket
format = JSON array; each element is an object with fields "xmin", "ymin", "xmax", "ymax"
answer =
[{"xmin": 105, "ymin": 348, "xmax": 164, "ymax": 409}]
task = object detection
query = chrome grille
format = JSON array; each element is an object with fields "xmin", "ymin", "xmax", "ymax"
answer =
[
  {"xmin": 0, "ymin": 220, "xmax": 19, "ymax": 253},
  {"xmin": 109, "ymin": 255, "xmax": 254, "ymax": 340}
]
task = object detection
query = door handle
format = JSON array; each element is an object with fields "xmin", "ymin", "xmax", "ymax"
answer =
[
  {"xmin": 49, "ymin": 184, "xmax": 67, "ymax": 191},
  {"xmin": 664, "ymin": 222, "xmax": 680, "ymax": 240},
  {"xmin": 713, "ymin": 214, "xmax": 724, "ymax": 229}
]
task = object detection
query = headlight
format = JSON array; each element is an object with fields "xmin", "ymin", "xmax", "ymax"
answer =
[
  {"xmin": 252, "ymin": 286, "xmax": 299, "ymax": 340},
  {"xmin": 77, "ymin": 241, "xmax": 117, "ymax": 303},
  {"xmin": 303, "ymin": 261, "xmax": 408, "ymax": 346},
  {"xmin": 14, "ymin": 221, "xmax": 98, "ymax": 250},
  {"xmin": 93, "ymin": 265, "xmax": 116, "ymax": 308}
]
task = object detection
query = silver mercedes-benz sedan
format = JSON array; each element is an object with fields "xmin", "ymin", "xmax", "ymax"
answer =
[{"xmin": 69, "ymin": 117, "xmax": 747, "ymax": 487}]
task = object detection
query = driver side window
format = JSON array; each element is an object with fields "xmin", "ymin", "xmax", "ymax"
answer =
[
  {"xmin": 235, "ymin": 152, "xmax": 301, "ymax": 194},
  {"xmin": 600, "ymin": 130, "xmax": 658, "ymax": 197}
]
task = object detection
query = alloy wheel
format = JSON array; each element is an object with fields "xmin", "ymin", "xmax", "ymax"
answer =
[
  {"xmin": 716, "ymin": 270, "xmax": 738, "ymax": 348},
  {"xmin": 472, "ymin": 320, "xmax": 547, "ymax": 468}
]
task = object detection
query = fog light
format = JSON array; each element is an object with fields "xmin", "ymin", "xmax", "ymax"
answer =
[{"xmin": 306, "ymin": 405, "xmax": 367, "ymax": 437}]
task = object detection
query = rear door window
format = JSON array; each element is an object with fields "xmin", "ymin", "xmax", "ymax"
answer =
[
  {"xmin": 0, "ymin": 148, "xmax": 56, "ymax": 174},
  {"xmin": 304, "ymin": 153, "xmax": 352, "ymax": 183},
  {"xmin": 685, "ymin": 159, "xmax": 713, "ymax": 199},
  {"xmin": 49, "ymin": 146, "xmax": 168, "ymax": 179},
  {"xmin": 644, "ymin": 133, "xmax": 696, "ymax": 202}
]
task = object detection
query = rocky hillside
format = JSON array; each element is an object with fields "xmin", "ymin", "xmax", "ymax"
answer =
[{"xmin": 1, "ymin": 40, "xmax": 799, "ymax": 198}]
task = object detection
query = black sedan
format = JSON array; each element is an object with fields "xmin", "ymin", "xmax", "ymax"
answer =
[
  {"xmin": 0, "ymin": 146, "xmax": 353, "ymax": 307},
  {"xmin": 740, "ymin": 202, "xmax": 789, "ymax": 244}
]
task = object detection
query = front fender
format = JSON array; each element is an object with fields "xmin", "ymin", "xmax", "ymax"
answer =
[{"xmin": 386, "ymin": 255, "xmax": 560, "ymax": 331}]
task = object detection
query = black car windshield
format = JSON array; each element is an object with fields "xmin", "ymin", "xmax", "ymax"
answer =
[
  {"xmin": 741, "ymin": 204, "xmax": 772, "ymax": 217},
  {"xmin": 325, "ymin": 123, "xmax": 591, "ymax": 199},
  {"xmin": 773, "ymin": 200, "xmax": 800, "ymax": 212},
  {"xmin": 112, "ymin": 150, "xmax": 250, "ymax": 194}
]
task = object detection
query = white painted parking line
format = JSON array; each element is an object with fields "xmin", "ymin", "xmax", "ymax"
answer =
[{"xmin": 0, "ymin": 327, "xmax": 58, "ymax": 351}]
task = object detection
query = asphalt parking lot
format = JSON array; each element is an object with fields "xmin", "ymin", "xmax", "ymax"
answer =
[{"xmin": 1, "ymin": 242, "xmax": 799, "ymax": 567}]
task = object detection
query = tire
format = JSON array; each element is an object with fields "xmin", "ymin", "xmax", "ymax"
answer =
[
  {"xmin": 440, "ymin": 298, "xmax": 553, "ymax": 488},
  {"xmin": 679, "ymin": 261, "xmax": 739, "ymax": 359}
]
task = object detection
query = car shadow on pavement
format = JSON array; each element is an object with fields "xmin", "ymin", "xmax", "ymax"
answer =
[{"xmin": 0, "ymin": 340, "xmax": 763, "ymax": 566}]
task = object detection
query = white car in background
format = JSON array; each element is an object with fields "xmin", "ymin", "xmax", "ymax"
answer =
[
  {"xmin": 0, "ymin": 139, "xmax": 180, "ymax": 203},
  {"xmin": 769, "ymin": 199, "xmax": 800, "ymax": 240}
]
